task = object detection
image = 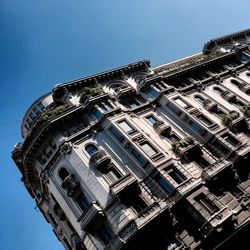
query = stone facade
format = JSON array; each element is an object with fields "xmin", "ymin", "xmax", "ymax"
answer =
[{"xmin": 12, "ymin": 28, "xmax": 250, "ymax": 250}]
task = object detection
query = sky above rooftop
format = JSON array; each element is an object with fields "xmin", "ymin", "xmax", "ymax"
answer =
[{"xmin": 1, "ymin": 0, "xmax": 250, "ymax": 249}]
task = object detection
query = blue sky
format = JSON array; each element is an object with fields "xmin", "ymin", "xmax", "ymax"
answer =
[{"xmin": 1, "ymin": 1, "xmax": 250, "ymax": 249}]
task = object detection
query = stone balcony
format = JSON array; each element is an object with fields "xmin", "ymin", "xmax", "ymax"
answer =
[
  {"xmin": 79, "ymin": 202, "xmax": 104, "ymax": 230},
  {"xmin": 203, "ymin": 100, "xmax": 218, "ymax": 112},
  {"xmin": 153, "ymin": 120, "xmax": 172, "ymax": 136},
  {"xmin": 115, "ymin": 86, "xmax": 136, "ymax": 101},
  {"xmin": 110, "ymin": 173, "xmax": 137, "ymax": 196},
  {"xmin": 90, "ymin": 150, "xmax": 111, "ymax": 169},
  {"xmin": 171, "ymin": 137, "xmax": 200, "ymax": 159}
]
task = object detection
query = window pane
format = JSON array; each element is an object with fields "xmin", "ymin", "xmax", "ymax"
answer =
[
  {"xmin": 131, "ymin": 148, "xmax": 148, "ymax": 167},
  {"xmin": 196, "ymin": 114, "xmax": 213, "ymax": 127},
  {"xmin": 174, "ymin": 97, "xmax": 189, "ymax": 108},
  {"xmin": 85, "ymin": 144, "xmax": 98, "ymax": 156},
  {"xmin": 146, "ymin": 115, "xmax": 158, "ymax": 126},
  {"xmin": 168, "ymin": 168, "xmax": 186, "ymax": 184},
  {"xmin": 109, "ymin": 126, "xmax": 124, "ymax": 142},
  {"xmin": 76, "ymin": 193, "xmax": 89, "ymax": 211},
  {"xmin": 118, "ymin": 120, "xmax": 134, "ymax": 133},
  {"xmin": 140, "ymin": 142, "xmax": 157, "ymax": 157},
  {"xmin": 155, "ymin": 174, "xmax": 174, "ymax": 193}
]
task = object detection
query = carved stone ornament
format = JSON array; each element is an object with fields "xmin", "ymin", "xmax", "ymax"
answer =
[
  {"xmin": 40, "ymin": 171, "xmax": 49, "ymax": 184},
  {"xmin": 60, "ymin": 142, "xmax": 73, "ymax": 155}
]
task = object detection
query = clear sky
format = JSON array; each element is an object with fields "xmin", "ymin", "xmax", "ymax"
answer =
[{"xmin": 1, "ymin": 0, "xmax": 250, "ymax": 249}]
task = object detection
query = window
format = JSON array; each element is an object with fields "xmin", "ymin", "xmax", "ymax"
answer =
[
  {"xmin": 189, "ymin": 120, "xmax": 206, "ymax": 135},
  {"xmin": 155, "ymin": 174, "xmax": 174, "ymax": 193},
  {"xmin": 194, "ymin": 156, "xmax": 210, "ymax": 169},
  {"xmin": 38, "ymin": 102, "xmax": 45, "ymax": 110},
  {"xmin": 230, "ymin": 79, "xmax": 242, "ymax": 87},
  {"xmin": 213, "ymin": 86, "xmax": 224, "ymax": 96},
  {"xmin": 93, "ymin": 108, "xmax": 102, "ymax": 118},
  {"xmin": 174, "ymin": 97, "xmax": 189, "ymax": 109},
  {"xmin": 167, "ymin": 102, "xmax": 182, "ymax": 115},
  {"xmin": 194, "ymin": 193, "xmax": 219, "ymax": 215},
  {"xmin": 162, "ymin": 132, "xmax": 180, "ymax": 142},
  {"xmin": 59, "ymin": 167, "xmax": 70, "ymax": 181},
  {"xmin": 131, "ymin": 148, "xmax": 148, "ymax": 167},
  {"xmin": 109, "ymin": 126, "xmax": 124, "ymax": 142},
  {"xmin": 196, "ymin": 114, "xmax": 214, "ymax": 127},
  {"xmin": 167, "ymin": 167, "xmax": 187, "ymax": 184},
  {"xmin": 148, "ymin": 87, "xmax": 158, "ymax": 97},
  {"xmin": 140, "ymin": 142, "xmax": 158, "ymax": 157},
  {"xmin": 96, "ymin": 223, "xmax": 114, "ymax": 245},
  {"xmin": 85, "ymin": 144, "xmax": 98, "ymax": 156},
  {"xmin": 37, "ymin": 140, "xmax": 56, "ymax": 165},
  {"xmin": 221, "ymin": 133, "xmax": 240, "ymax": 147},
  {"xmin": 76, "ymin": 192, "xmax": 90, "ymax": 211},
  {"xmin": 145, "ymin": 115, "xmax": 158, "ymax": 126},
  {"xmin": 102, "ymin": 164, "xmax": 122, "ymax": 184},
  {"xmin": 194, "ymin": 95, "xmax": 205, "ymax": 105},
  {"xmin": 118, "ymin": 120, "xmax": 135, "ymax": 133}
]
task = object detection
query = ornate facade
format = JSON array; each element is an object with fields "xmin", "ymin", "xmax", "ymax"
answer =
[{"xmin": 12, "ymin": 29, "xmax": 250, "ymax": 250}]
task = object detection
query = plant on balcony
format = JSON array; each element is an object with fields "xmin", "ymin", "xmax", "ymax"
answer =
[
  {"xmin": 79, "ymin": 86, "xmax": 104, "ymax": 104},
  {"xmin": 171, "ymin": 136, "xmax": 194, "ymax": 153}
]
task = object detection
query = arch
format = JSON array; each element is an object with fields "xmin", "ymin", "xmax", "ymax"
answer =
[
  {"xmin": 59, "ymin": 167, "xmax": 70, "ymax": 181},
  {"xmin": 246, "ymin": 71, "xmax": 250, "ymax": 77},
  {"xmin": 85, "ymin": 144, "xmax": 98, "ymax": 156},
  {"xmin": 194, "ymin": 95, "xmax": 206, "ymax": 105},
  {"xmin": 213, "ymin": 86, "xmax": 224, "ymax": 96}
]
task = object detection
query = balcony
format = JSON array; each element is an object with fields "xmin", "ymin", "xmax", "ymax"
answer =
[
  {"xmin": 110, "ymin": 174, "xmax": 137, "ymax": 195},
  {"xmin": 171, "ymin": 137, "xmax": 200, "ymax": 159},
  {"xmin": 203, "ymin": 100, "xmax": 218, "ymax": 112},
  {"xmin": 79, "ymin": 202, "xmax": 104, "ymax": 230},
  {"xmin": 90, "ymin": 150, "xmax": 111, "ymax": 169},
  {"xmin": 115, "ymin": 86, "xmax": 136, "ymax": 101},
  {"xmin": 61, "ymin": 175, "xmax": 81, "ymax": 198},
  {"xmin": 153, "ymin": 120, "xmax": 171, "ymax": 136}
]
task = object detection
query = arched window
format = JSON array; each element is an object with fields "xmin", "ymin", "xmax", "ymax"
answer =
[
  {"xmin": 246, "ymin": 71, "xmax": 250, "ymax": 77},
  {"xmin": 85, "ymin": 144, "xmax": 98, "ymax": 156},
  {"xmin": 213, "ymin": 87, "xmax": 224, "ymax": 96},
  {"xmin": 59, "ymin": 167, "xmax": 70, "ymax": 181},
  {"xmin": 230, "ymin": 79, "xmax": 241, "ymax": 87},
  {"xmin": 194, "ymin": 95, "xmax": 205, "ymax": 105}
]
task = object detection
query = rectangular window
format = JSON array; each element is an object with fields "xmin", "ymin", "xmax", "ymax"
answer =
[
  {"xmin": 189, "ymin": 120, "xmax": 206, "ymax": 135},
  {"xmin": 131, "ymin": 148, "xmax": 148, "ymax": 167},
  {"xmin": 76, "ymin": 193, "xmax": 90, "ymax": 211},
  {"xmin": 109, "ymin": 126, "xmax": 125, "ymax": 142},
  {"xmin": 145, "ymin": 115, "xmax": 158, "ymax": 126},
  {"xmin": 155, "ymin": 174, "xmax": 174, "ymax": 193},
  {"xmin": 96, "ymin": 223, "xmax": 114, "ymax": 245},
  {"xmin": 102, "ymin": 165, "xmax": 122, "ymax": 184},
  {"xmin": 38, "ymin": 102, "xmax": 45, "ymax": 110},
  {"xmin": 167, "ymin": 167, "xmax": 187, "ymax": 184},
  {"xmin": 148, "ymin": 87, "xmax": 158, "ymax": 97},
  {"xmin": 118, "ymin": 120, "xmax": 135, "ymax": 133},
  {"xmin": 167, "ymin": 102, "xmax": 182, "ymax": 115},
  {"xmin": 93, "ymin": 108, "xmax": 102, "ymax": 118},
  {"xmin": 196, "ymin": 114, "xmax": 214, "ymax": 127},
  {"xmin": 163, "ymin": 132, "xmax": 180, "ymax": 142},
  {"xmin": 194, "ymin": 193, "xmax": 219, "ymax": 215},
  {"xmin": 221, "ymin": 133, "xmax": 240, "ymax": 147},
  {"xmin": 37, "ymin": 153, "xmax": 47, "ymax": 165},
  {"xmin": 140, "ymin": 142, "xmax": 158, "ymax": 157},
  {"xmin": 174, "ymin": 97, "xmax": 189, "ymax": 109}
]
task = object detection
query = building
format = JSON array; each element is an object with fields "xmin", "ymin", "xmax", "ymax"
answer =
[{"xmin": 12, "ymin": 28, "xmax": 250, "ymax": 250}]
